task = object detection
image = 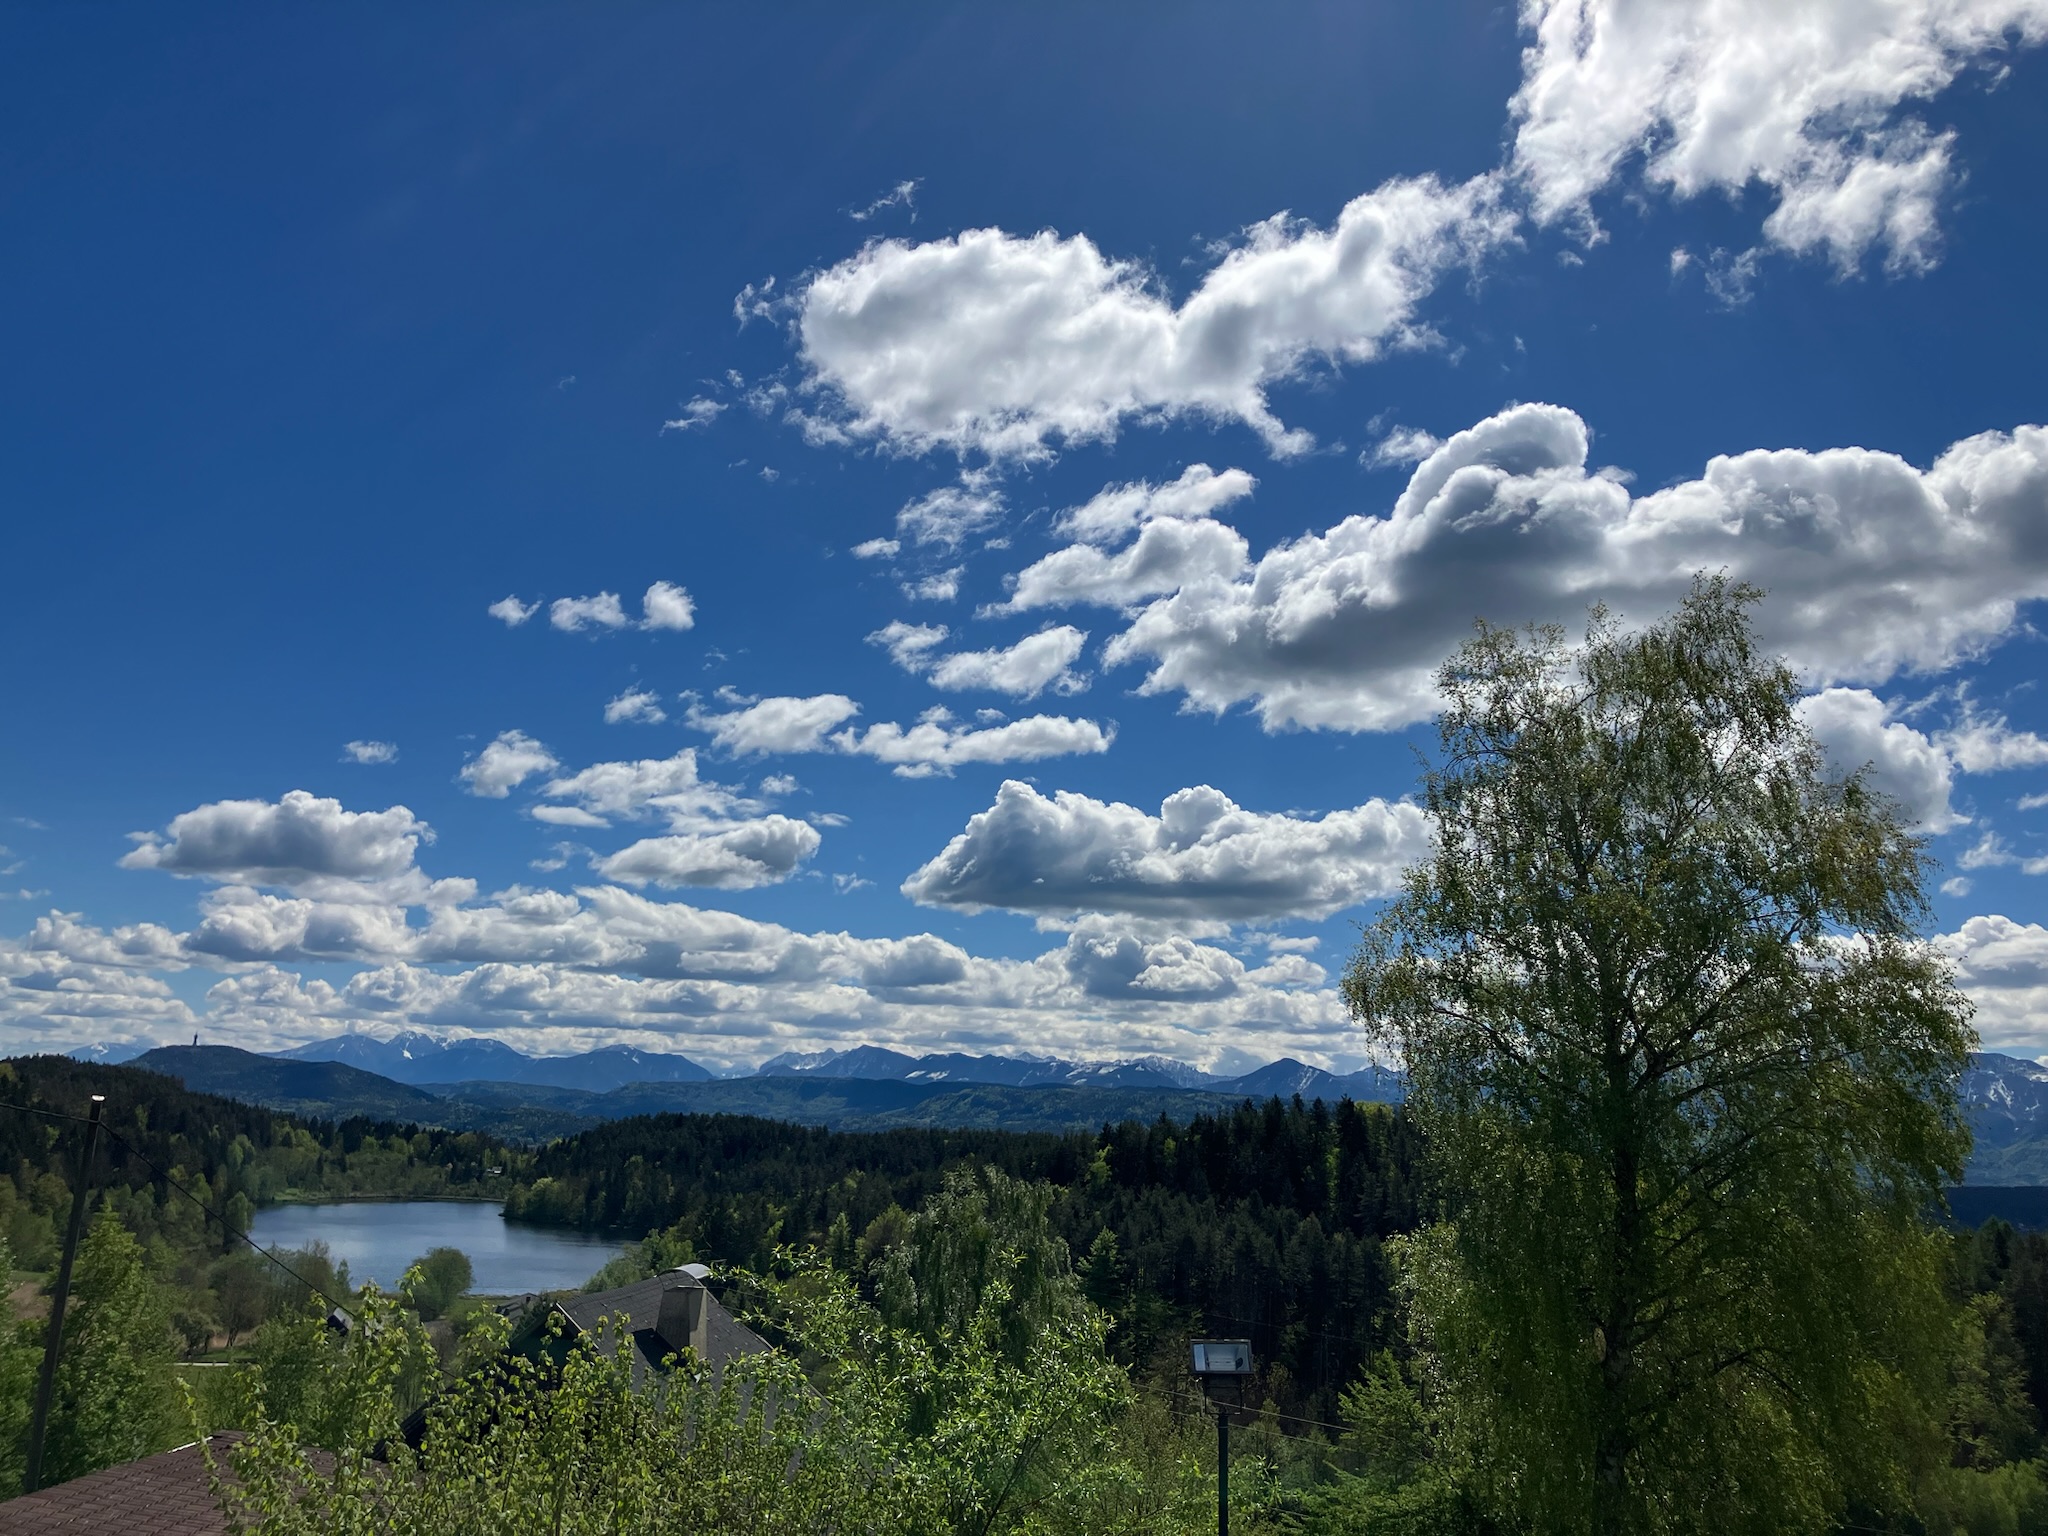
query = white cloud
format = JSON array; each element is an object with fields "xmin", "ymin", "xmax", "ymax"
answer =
[
  {"xmin": 1093, "ymin": 404, "xmax": 2048, "ymax": 732},
  {"xmin": 1000, "ymin": 512, "xmax": 1249, "ymax": 615},
  {"xmin": 926, "ymin": 626, "xmax": 1090, "ymax": 698},
  {"xmin": 850, "ymin": 178, "xmax": 920, "ymax": 222},
  {"xmin": 791, "ymin": 173, "xmax": 1515, "ymax": 462},
  {"xmin": 688, "ymin": 694, "xmax": 863, "ymax": 755},
  {"xmin": 2021, "ymin": 792, "xmax": 2048, "ymax": 811},
  {"xmin": 1510, "ymin": 0, "xmax": 2048, "ymax": 272},
  {"xmin": 903, "ymin": 567, "xmax": 964, "ymax": 603},
  {"xmin": 1363, "ymin": 425, "xmax": 1443, "ymax": 469},
  {"xmin": 540, "ymin": 749, "xmax": 752, "ymax": 826},
  {"xmin": 1942, "ymin": 875, "xmax": 1974, "ymax": 897},
  {"xmin": 1938, "ymin": 914, "xmax": 2048, "ymax": 1051},
  {"xmin": 1943, "ymin": 712, "xmax": 2048, "ymax": 772},
  {"xmin": 343, "ymin": 740, "xmax": 399, "ymax": 765},
  {"xmin": 1795, "ymin": 688, "xmax": 1964, "ymax": 832},
  {"xmin": 460, "ymin": 730, "xmax": 560, "ymax": 798},
  {"xmin": 759, "ymin": 774, "xmax": 800, "ymax": 796},
  {"xmin": 896, "ymin": 482, "xmax": 1006, "ymax": 548},
  {"xmin": 604, "ymin": 688, "xmax": 667, "ymax": 725},
  {"xmin": 15, "ymin": 890, "xmax": 1347, "ymax": 1069},
  {"xmin": 593, "ymin": 818, "xmax": 823, "ymax": 890},
  {"xmin": 1959, "ymin": 832, "xmax": 2048, "ymax": 875},
  {"xmin": 661, "ymin": 396, "xmax": 725, "ymax": 432},
  {"xmin": 868, "ymin": 620, "xmax": 950, "ymax": 671},
  {"xmin": 488, "ymin": 596, "xmax": 539, "ymax": 626},
  {"xmin": 120, "ymin": 791, "xmax": 431, "ymax": 896},
  {"xmin": 872, "ymin": 619, "xmax": 1088, "ymax": 698},
  {"xmin": 903, "ymin": 779, "xmax": 1430, "ymax": 924},
  {"xmin": 997, "ymin": 464, "xmax": 1258, "ymax": 615},
  {"xmin": 852, "ymin": 537, "xmax": 901, "ymax": 560},
  {"xmin": 550, "ymin": 592, "xmax": 631, "ymax": 632},
  {"xmin": 833, "ymin": 713, "xmax": 1113, "ymax": 778},
  {"xmin": 1053, "ymin": 464, "xmax": 1257, "ymax": 544},
  {"xmin": 641, "ymin": 581, "xmax": 696, "ymax": 631}
]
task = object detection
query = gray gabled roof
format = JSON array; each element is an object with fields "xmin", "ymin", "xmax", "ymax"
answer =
[{"xmin": 554, "ymin": 1270, "xmax": 768, "ymax": 1386}]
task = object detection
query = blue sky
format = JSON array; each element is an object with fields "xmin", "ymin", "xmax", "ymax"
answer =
[{"xmin": 5, "ymin": 3, "xmax": 2048, "ymax": 1071}]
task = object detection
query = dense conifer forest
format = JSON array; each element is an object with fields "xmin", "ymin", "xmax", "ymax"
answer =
[{"xmin": 500, "ymin": 1096, "xmax": 1422, "ymax": 1423}]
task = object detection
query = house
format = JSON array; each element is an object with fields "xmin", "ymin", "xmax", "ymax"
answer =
[{"xmin": 535, "ymin": 1263, "xmax": 770, "ymax": 1386}]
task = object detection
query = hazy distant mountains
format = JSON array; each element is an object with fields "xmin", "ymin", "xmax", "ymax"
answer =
[
  {"xmin": 755, "ymin": 1042, "xmax": 1402, "ymax": 1100},
  {"xmin": 76, "ymin": 1036, "xmax": 2048, "ymax": 1182},
  {"xmin": 275, "ymin": 1030, "xmax": 713, "ymax": 1093},
  {"xmin": 263, "ymin": 1030, "xmax": 1404, "ymax": 1103},
  {"xmin": 107, "ymin": 1031, "xmax": 1402, "ymax": 1141}
]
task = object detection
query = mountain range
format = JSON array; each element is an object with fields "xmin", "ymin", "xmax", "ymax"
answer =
[{"xmin": 77, "ymin": 1034, "xmax": 2048, "ymax": 1185}]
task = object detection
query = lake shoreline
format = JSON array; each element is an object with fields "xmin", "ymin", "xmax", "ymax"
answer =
[{"xmin": 248, "ymin": 1198, "xmax": 625, "ymax": 1293}]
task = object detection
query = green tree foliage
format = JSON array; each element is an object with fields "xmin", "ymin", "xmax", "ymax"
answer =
[
  {"xmin": 0, "ymin": 1235, "xmax": 38, "ymax": 1497},
  {"xmin": 504, "ymin": 1097, "xmax": 1420, "ymax": 1423},
  {"xmin": 403, "ymin": 1247, "xmax": 473, "ymax": 1321},
  {"xmin": 207, "ymin": 1179, "xmax": 1254, "ymax": 1535},
  {"xmin": 39, "ymin": 1208, "xmax": 180, "ymax": 1485},
  {"xmin": 1343, "ymin": 579, "xmax": 1976, "ymax": 1535}
]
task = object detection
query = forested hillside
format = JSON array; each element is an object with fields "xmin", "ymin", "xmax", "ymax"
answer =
[
  {"xmin": 504, "ymin": 1095, "xmax": 1421, "ymax": 1425},
  {"xmin": 0, "ymin": 1055, "xmax": 522, "ymax": 1268}
]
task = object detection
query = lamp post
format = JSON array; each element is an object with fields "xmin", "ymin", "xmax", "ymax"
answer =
[{"xmin": 1191, "ymin": 1339, "xmax": 1252, "ymax": 1536}]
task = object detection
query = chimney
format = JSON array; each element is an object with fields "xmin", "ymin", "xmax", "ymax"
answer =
[{"xmin": 655, "ymin": 1273, "xmax": 706, "ymax": 1359}]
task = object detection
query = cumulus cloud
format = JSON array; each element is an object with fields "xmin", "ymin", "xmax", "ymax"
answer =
[
  {"xmin": 1090, "ymin": 404, "xmax": 2048, "ymax": 732},
  {"xmin": 790, "ymin": 173, "xmax": 1515, "ymax": 462},
  {"xmin": 1053, "ymin": 464, "xmax": 1257, "ymax": 544},
  {"xmin": 903, "ymin": 567, "xmax": 964, "ymax": 603},
  {"xmin": 1363, "ymin": 426, "xmax": 1443, "ymax": 469},
  {"xmin": 834, "ymin": 712, "xmax": 1113, "ymax": 779},
  {"xmin": 6, "ymin": 878, "xmax": 1360, "ymax": 1068},
  {"xmin": 874, "ymin": 620, "xmax": 1088, "ymax": 696},
  {"xmin": 640, "ymin": 581, "xmax": 696, "ymax": 631},
  {"xmin": 460, "ymin": 731, "xmax": 560, "ymax": 798},
  {"xmin": 489, "ymin": 596, "xmax": 539, "ymax": 626},
  {"xmin": 996, "ymin": 465, "xmax": 1259, "ymax": 615},
  {"xmin": 539, "ymin": 749, "xmax": 752, "ymax": 827},
  {"xmin": 592, "ymin": 818, "xmax": 823, "ymax": 889},
  {"xmin": 852, "ymin": 537, "xmax": 901, "ymax": 560},
  {"xmin": 120, "ymin": 791, "xmax": 432, "ymax": 896},
  {"xmin": 604, "ymin": 688, "xmax": 668, "ymax": 725},
  {"xmin": 688, "ymin": 694, "xmax": 863, "ymax": 755},
  {"xmin": 343, "ymin": 740, "xmax": 399, "ymax": 765},
  {"xmin": 1795, "ymin": 688, "xmax": 1964, "ymax": 832},
  {"xmin": 1001, "ymin": 512, "xmax": 1249, "ymax": 615},
  {"xmin": 1510, "ymin": 0, "xmax": 2048, "ymax": 272},
  {"xmin": 903, "ymin": 779, "xmax": 1430, "ymax": 924},
  {"xmin": 925, "ymin": 626, "xmax": 1089, "ymax": 697},
  {"xmin": 1939, "ymin": 914, "xmax": 2048, "ymax": 1051},
  {"xmin": 550, "ymin": 592, "xmax": 631, "ymax": 632},
  {"xmin": 868, "ymin": 620, "xmax": 949, "ymax": 672}
]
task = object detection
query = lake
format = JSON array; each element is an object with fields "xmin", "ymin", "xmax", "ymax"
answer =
[{"xmin": 246, "ymin": 1201, "xmax": 624, "ymax": 1294}]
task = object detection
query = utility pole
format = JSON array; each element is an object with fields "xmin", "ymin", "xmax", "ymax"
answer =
[
  {"xmin": 1216, "ymin": 1402, "xmax": 1229, "ymax": 1536},
  {"xmin": 25, "ymin": 1094, "xmax": 105, "ymax": 1493}
]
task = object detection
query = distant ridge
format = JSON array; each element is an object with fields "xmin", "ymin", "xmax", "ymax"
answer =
[
  {"xmin": 260, "ymin": 1029, "xmax": 1403, "ymax": 1102},
  {"xmin": 276, "ymin": 1030, "xmax": 712, "ymax": 1092}
]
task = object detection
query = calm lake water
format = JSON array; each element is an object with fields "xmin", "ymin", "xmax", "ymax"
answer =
[{"xmin": 247, "ymin": 1201, "xmax": 623, "ymax": 1294}]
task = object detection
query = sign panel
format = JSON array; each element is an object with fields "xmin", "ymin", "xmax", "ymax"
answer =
[{"xmin": 1191, "ymin": 1339, "xmax": 1252, "ymax": 1376}]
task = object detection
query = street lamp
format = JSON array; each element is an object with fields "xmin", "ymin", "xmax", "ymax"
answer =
[{"xmin": 1191, "ymin": 1339, "xmax": 1252, "ymax": 1536}]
